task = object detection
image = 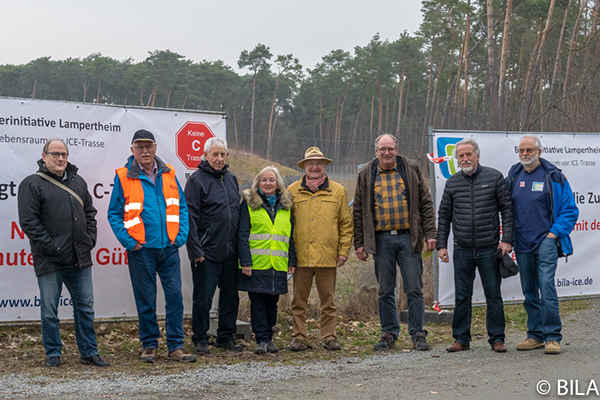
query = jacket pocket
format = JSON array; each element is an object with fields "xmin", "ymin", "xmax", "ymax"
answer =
[{"xmin": 48, "ymin": 235, "xmax": 76, "ymax": 265}]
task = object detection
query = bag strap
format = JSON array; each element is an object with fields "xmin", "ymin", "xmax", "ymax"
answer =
[{"xmin": 35, "ymin": 172, "xmax": 84, "ymax": 207}]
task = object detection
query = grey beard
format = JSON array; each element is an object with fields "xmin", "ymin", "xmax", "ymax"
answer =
[{"xmin": 520, "ymin": 155, "xmax": 539, "ymax": 168}]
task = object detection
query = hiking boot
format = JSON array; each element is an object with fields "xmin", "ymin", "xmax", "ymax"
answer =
[
  {"xmin": 373, "ymin": 333, "xmax": 396, "ymax": 350},
  {"xmin": 215, "ymin": 340, "xmax": 243, "ymax": 352},
  {"xmin": 545, "ymin": 340, "xmax": 561, "ymax": 354},
  {"xmin": 289, "ymin": 339, "xmax": 308, "ymax": 352},
  {"xmin": 516, "ymin": 338, "xmax": 545, "ymax": 351},
  {"xmin": 266, "ymin": 340, "xmax": 279, "ymax": 353},
  {"xmin": 193, "ymin": 342, "xmax": 211, "ymax": 355},
  {"xmin": 412, "ymin": 332, "xmax": 431, "ymax": 351},
  {"xmin": 45, "ymin": 356, "xmax": 60, "ymax": 367},
  {"xmin": 168, "ymin": 348, "xmax": 197, "ymax": 363},
  {"xmin": 140, "ymin": 348, "xmax": 157, "ymax": 363},
  {"xmin": 255, "ymin": 342, "xmax": 268, "ymax": 354},
  {"xmin": 80, "ymin": 354, "xmax": 110, "ymax": 367},
  {"xmin": 323, "ymin": 339, "xmax": 342, "ymax": 351}
]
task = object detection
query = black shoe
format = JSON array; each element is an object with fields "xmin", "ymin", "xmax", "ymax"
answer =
[
  {"xmin": 255, "ymin": 342, "xmax": 268, "ymax": 354},
  {"xmin": 45, "ymin": 356, "xmax": 60, "ymax": 367},
  {"xmin": 215, "ymin": 340, "xmax": 243, "ymax": 352},
  {"xmin": 194, "ymin": 342, "xmax": 211, "ymax": 355},
  {"xmin": 412, "ymin": 332, "xmax": 431, "ymax": 351},
  {"xmin": 80, "ymin": 354, "xmax": 110, "ymax": 367},
  {"xmin": 266, "ymin": 340, "xmax": 279, "ymax": 354},
  {"xmin": 373, "ymin": 333, "xmax": 396, "ymax": 350}
]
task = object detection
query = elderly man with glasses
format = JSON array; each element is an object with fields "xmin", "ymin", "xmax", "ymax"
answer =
[
  {"xmin": 353, "ymin": 134, "xmax": 437, "ymax": 351},
  {"xmin": 108, "ymin": 129, "xmax": 195, "ymax": 363},
  {"xmin": 18, "ymin": 139, "xmax": 109, "ymax": 367}
]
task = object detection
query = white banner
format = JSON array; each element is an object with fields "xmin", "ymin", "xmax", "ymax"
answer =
[
  {"xmin": 432, "ymin": 130, "xmax": 599, "ymax": 306},
  {"xmin": 0, "ymin": 98, "xmax": 225, "ymax": 322}
]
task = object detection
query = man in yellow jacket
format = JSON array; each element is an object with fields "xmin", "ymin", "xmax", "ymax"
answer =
[{"xmin": 287, "ymin": 147, "xmax": 353, "ymax": 351}]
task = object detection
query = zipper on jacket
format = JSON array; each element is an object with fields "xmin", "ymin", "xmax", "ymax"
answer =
[
  {"xmin": 221, "ymin": 175, "xmax": 233, "ymax": 258},
  {"xmin": 470, "ymin": 176, "xmax": 476, "ymax": 248}
]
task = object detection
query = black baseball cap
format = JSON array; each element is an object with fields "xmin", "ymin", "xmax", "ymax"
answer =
[{"xmin": 131, "ymin": 129, "xmax": 156, "ymax": 144}]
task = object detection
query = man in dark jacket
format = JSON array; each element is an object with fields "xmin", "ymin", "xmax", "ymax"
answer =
[
  {"xmin": 354, "ymin": 134, "xmax": 437, "ymax": 351},
  {"xmin": 18, "ymin": 139, "xmax": 109, "ymax": 368},
  {"xmin": 185, "ymin": 137, "xmax": 242, "ymax": 355},
  {"xmin": 437, "ymin": 138, "xmax": 514, "ymax": 353}
]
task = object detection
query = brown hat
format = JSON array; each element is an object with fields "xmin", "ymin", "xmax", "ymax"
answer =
[{"xmin": 297, "ymin": 147, "xmax": 333, "ymax": 169}]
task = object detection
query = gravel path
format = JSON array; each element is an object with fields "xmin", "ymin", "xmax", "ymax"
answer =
[{"xmin": 2, "ymin": 298, "xmax": 599, "ymax": 400}]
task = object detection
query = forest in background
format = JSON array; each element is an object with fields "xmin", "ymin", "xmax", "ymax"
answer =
[{"xmin": 1, "ymin": 0, "xmax": 600, "ymax": 166}]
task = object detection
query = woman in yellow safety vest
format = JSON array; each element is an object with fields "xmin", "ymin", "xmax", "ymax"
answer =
[{"xmin": 238, "ymin": 166, "xmax": 296, "ymax": 354}]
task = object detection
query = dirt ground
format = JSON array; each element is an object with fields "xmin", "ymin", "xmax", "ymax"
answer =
[{"xmin": 1, "ymin": 298, "xmax": 598, "ymax": 399}]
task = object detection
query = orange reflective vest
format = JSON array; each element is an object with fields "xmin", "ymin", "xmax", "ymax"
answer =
[{"xmin": 116, "ymin": 166, "xmax": 180, "ymax": 244}]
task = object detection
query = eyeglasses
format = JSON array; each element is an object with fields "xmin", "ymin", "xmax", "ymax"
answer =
[
  {"xmin": 518, "ymin": 148, "xmax": 537, "ymax": 155},
  {"xmin": 133, "ymin": 144, "xmax": 155, "ymax": 151},
  {"xmin": 376, "ymin": 147, "xmax": 397, "ymax": 153},
  {"xmin": 46, "ymin": 152, "xmax": 69, "ymax": 159}
]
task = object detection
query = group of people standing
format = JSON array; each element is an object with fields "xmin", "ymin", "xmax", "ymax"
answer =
[
  {"xmin": 437, "ymin": 135, "xmax": 578, "ymax": 355},
  {"xmin": 17, "ymin": 129, "xmax": 577, "ymax": 368}
]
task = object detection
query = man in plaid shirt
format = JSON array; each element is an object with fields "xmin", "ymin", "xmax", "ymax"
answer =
[{"xmin": 354, "ymin": 134, "xmax": 437, "ymax": 351}]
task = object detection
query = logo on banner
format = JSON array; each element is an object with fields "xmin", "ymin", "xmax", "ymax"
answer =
[
  {"xmin": 175, "ymin": 122, "xmax": 216, "ymax": 170},
  {"xmin": 435, "ymin": 137, "xmax": 463, "ymax": 179}
]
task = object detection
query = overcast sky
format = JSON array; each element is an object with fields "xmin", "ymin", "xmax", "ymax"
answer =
[{"xmin": 1, "ymin": 0, "xmax": 424, "ymax": 73}]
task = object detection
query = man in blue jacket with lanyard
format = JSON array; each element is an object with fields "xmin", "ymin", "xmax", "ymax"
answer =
[
  {"xmin": 507, "ymin": 134, "xmax": 579, "ymax": 355},
  {"xmin": 108, "ymin": 129, "xmax": 195, "ymax": 363}
]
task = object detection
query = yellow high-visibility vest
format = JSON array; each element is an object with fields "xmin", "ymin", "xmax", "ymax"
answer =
[{"xmin": 247, "ymin": 205, "xmax": 291, "ymax": 271}]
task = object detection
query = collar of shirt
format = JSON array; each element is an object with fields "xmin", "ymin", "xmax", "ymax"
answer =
[
  {"xmin": 377, "ymin": 162, "xmax": 399, "ymax": 175},
  {"xmin": 140, "ymin": 160, "xmax": 158, "ymax": 183}
]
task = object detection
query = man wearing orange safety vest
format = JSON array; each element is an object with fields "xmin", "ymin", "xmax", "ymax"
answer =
[{"xmin": 108, "ymin": 129, "xmax": 196, "ymax": 364}]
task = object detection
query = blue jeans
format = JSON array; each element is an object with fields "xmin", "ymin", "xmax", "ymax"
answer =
[
  {"xmin": 515, "ymin": 237, "xmax": 562, "ymax": 342},
  {"xmin": 37, "ymin": 266, "xmax": 98, "ymax": 358},
  {"xmin": 248, "ymin": 292, "xmax": 279, "ymax": 343},
  {"xmin": 374, "ymin": 232, "xmax": 425, "ymax": 339},
  {"xmin": 127, "ymin": 245, "xmax": 185, "ymax": 353},
  {"xmin": 452, "ymin": 246, "xmax": 505, "ymax": 346},
  {"xmin": 190, "ymin": 259, "xmax": 239, "ymax": 344}
]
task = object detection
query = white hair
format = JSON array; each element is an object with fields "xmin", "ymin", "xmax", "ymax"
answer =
[
  {"xmin": 452, "ymin": 137, "xmax": 480, "ymax": 159},
  {"xmin": 204, "ymin": 137, "xmax": 228, "ymax": 154},
  {"xmin": 520, "ymin": 134, "xmax": 542, "ymax": 150}
]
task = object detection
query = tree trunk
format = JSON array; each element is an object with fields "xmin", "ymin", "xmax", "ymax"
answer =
[
  {"xmin": 31, "ymin": 78, "xmax": 37, "ymax": 100},
  {"xmin": 377, "ymin": 78, "xmax": 384, "ymax": 134},
  {"xmin": 369, "ymin": 92, "xmax": 375, "ymax": 136},
  {"xmin": 561, "ymin": 0, "xmax": 584, "ymax": 129},
  {"xmin": 396, "ymin": 67, "xmax": 406, "ymax": 139},
  {"xmin": 462, "ymin": 0, "xmax": 471, "ymax": 129},
  {"xmin": 519, "ymin": 0, "xmax": 556, "ymax": 131},
  {"xmin": 96, "ymin": 76, "xmax": 102, "ymax": 103},
  {"xmin": 319, "ymin": 99, "xmax": 324, "ymax": 149},
  {"xmin": 166, "ymin": 86, "xmax": 173, "ymax": 109},
  {"xmin": 544, "ymin": 0, "xmax": 572, "ymax": 130},
  {"xmin": 498, "ymin": 0, "xmax": 513, "ymax": 126},
  {"xmin": 250, "ymin": 74, "xmax": 257, "ymax": 153},
  {"xmin": 266, "ymin": 77, "xmax": 282, "ymax": 160},
  {"xmin": 486, "ymin": 0, "xmax": 499, "ymax": 129},
  {"xmin": 423, "ymin": 51, "xmax": 434, "ymax": 134}
]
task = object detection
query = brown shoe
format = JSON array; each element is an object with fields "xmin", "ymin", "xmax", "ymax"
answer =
[
  {"xmin": 323, "ymin": 339, "xmax": 341, "ymax": 351},
  {"xmin": 446, "ymin": 341, "xmax": 470, "ymax": 352},
  {"xmin": 492, "ymin": 341, "xmax": 508, "ymax": 352},
  {"xmin": 168, "ymin": 348, "xmax": 197, "ymax": 363},
  {"xmin": 289, "ymin": 339, "xmax": 308, "ymax": 352},
  {"xmin": 140, "ymin": 348, "xmax": 157, "ymax": 363}
]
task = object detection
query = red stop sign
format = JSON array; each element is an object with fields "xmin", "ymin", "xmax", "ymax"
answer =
[{"xmin": 175, "ymin": 122, "xmax": 216, "ymax": 170}]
